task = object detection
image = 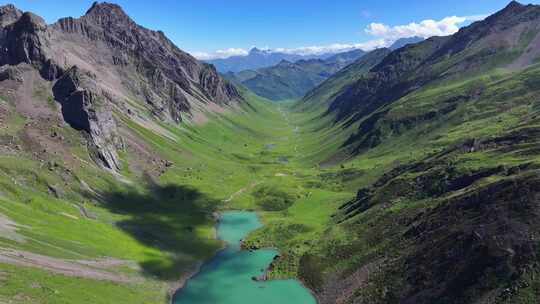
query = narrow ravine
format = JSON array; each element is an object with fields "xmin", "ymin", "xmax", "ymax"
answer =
[{"xmin": 173, "ymin": 211, "xmax": 316, "ymax": 304}]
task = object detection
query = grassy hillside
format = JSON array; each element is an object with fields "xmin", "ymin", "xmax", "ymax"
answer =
[
  {"xmin": 226, "ymin": 49, "xmax": 366, "ymax": 101},
  {"xmin": 287, "ymin": 63, "xmax": 540, "ymax": 304},
  {"xmin": 267, "ymin": 3, "xmax": 540, "ymax": 303},
  {"xmin": 0, "ymin": 88, "xmax": 356, "ymax": 303},
  {"xmin": 3, "ymin": 49, "xmax": 540, "ymax": 304},
  {"xmin": 4, "ymin": 2, "xmax": 540, "ymax": 304}
]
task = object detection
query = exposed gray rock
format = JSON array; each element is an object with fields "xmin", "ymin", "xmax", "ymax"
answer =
[
  {"xmin": 53, "ymin": 66, "xmax": 122, "ymax": 171},
  {"xmin": 0, "ymin": 4, "xmax": 22, "ymax": 27},
  {"xmin": 0, "ymin": 10, "xmax": 63, "ymax": 80},
  {"xmin": 2, "ymin": 12, "xmax": 48, "ymax": 65},
  {"xmin": 0, "ymin": 65, "xmax": 23, "ymax": 82}
]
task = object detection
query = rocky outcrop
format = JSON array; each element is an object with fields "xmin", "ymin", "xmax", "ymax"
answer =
[
  {"xmin": 0, "ymin": 4, "xmax": 22, "ymax": 27},
  {"xmin": 2, "ymin": 11, "xmax": 46, "ymax": 67},
  {"xmin": 0, "ymin": 65, "xmax": 23, "ymax": 82},
  {"xmin": 53, "ymin": 66, "xmax": 122, "ymax": 170}
]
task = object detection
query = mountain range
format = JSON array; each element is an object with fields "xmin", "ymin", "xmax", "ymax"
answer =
[
  {"xmin": 2, "ymin": 1, "xmax": 540, "ymax": 304},
  {"xmin": 207, "ymin": 47, "xmax": 336, "ymax": 73},
  {"xmin": 226, "ymin": 37, "xmax": 423, "ymax": 101}
]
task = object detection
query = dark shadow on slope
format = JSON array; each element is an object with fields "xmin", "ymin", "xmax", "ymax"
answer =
[{"xmin": 84, "ymin": 174, "xmax": 222, "ymax": 281}]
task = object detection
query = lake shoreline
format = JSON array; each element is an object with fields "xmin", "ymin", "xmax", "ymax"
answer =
[
  {"xmin": 168, "ymin": 212, "xmax": 225, "ymax": 303},
  {"xmin": 171, "ymin": 210, "xmax": 317, "ymax": 304},
  {"xmin": 168, "ymin": 261, "xmax": 202, "ymax": 303}
]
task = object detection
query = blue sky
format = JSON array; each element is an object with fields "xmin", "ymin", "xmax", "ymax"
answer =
[{"xmin": 1, "ymin": 0, "xmax": 538, "ymax": 59}]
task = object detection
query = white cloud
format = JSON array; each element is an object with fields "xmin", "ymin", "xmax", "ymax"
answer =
[
  {"xmin": 365, "ymin": 15, "xmax": 487, "ymax": 40},
  {"xmin": 192, "ymin": 48, "xmax": 249, "ymax": 60},
  {"xmin": 193, "ymin": 14, "xmax": 488, "ymax": 60},
  {"xmin": 193, "ymin": 41, "xmax": 389, "ymax": 60},
  {"xmin": 273, "ymin": 41, "xmax": 388, "ymax": 56}
]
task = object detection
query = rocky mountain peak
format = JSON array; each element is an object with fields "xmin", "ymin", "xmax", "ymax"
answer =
[
  {"xmin": 1, "ymin": 10, "xmax": 51, "ymax": 71},
  {"xmin": 250, "ymin": 47, "xmax": 262, "ymax": 54},
  {"xmin": 83, "ymin": 1, "xmax": 133, "ymax": 27},
  {"xmin": 13, "ymin": 12, "xmax": 47, "ymax": 32},
  {"xmin": 505, "ymin": 0, "xmax": 525, "ymax": 11},
  {"xmin": 484, "ymin": 0, "xmax": 531, "ymax": 23},
  {"xmin": 0, "ymin": 4, "xmax": 22, "ymax": 26},
  {"xmin": 277, "ymin": 59, "xmax": 293, "ymax": 66}
]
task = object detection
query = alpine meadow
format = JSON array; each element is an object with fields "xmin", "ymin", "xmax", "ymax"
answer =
[{"xmin": 1, "ymin": 1, "xmax": 540, "ymax": 304}]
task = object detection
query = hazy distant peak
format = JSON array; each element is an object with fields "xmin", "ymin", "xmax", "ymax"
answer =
[{"xmin": 389, "ymin": 37, "xmax": 424, "ymax": 50}]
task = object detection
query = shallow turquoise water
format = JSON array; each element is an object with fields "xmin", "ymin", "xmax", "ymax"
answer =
[{"xmin": 173, "ymin": 211, "xmax": 317, "ymax": 304}]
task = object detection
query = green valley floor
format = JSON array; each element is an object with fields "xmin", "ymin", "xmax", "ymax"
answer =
[{"xmin": 0, "ymin": 92, "xmax": 357, "ymax": 303}]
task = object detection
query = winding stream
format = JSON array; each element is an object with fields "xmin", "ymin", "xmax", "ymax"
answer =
[{"xmin": 173, "ymin": 211, "xmax": 316, "ymax": 304}]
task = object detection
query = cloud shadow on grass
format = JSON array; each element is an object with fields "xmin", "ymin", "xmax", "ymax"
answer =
[{"xmin": 85, "ymin": 174, "xmax": 223, "ymax": 281}]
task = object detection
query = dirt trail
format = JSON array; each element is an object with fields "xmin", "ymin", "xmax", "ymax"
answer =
[
  {"xmin": 278, "ymin": 106, "xmax": 300, "ymax": 157},
  {"xmin": 223, "ymin": 181, "xmax": 261, "ymax": 203},
  {"xmin": 0, "ymin": 249, "xmax": 132, "ymax": 283}
]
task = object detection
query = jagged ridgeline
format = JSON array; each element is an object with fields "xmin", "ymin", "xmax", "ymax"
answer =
[{"xmin": 0, "ymin": 2, "xmax": 241, "ymax": 171}]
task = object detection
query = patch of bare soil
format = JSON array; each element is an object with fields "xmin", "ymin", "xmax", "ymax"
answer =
[
  {"xmin": 0, "ymin": 213, "xmax": 25, "ymax": 243},
  {"xmin": 167, "ymin": 261, "xmax": 202, "ymax": 300},
  {"xmin": 129, "ymin": 114, "xmax": 178, "ymax": 142},
  {"xmin": 0, "ymin": 249, "xmax": 132, "ymax": 283},
  {"xmin": 23, "ymin": 121, "xmax": 78, "ymax": 168},
  {"xmin": 119, "ymin": 126, "xmax": 176, "ymax": 177},
  {"xmin": 507, "ymin": 26, "xmax": 540, "ymax": 70},
  {"xmin": 189, "ymin": 98, "xmax": 232, "ymax": 125},
  {"xmin": 316, "ymin": 261, "xmax": 382, "ymax": 304},
  {"xmin": 13, "ymin": 67, "xmax": 58, "ymax": 120}
]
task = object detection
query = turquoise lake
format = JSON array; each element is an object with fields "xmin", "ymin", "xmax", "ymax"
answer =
[{"xmin": 173, "ymin": 211, "xmax": 317, "ymax": 304}]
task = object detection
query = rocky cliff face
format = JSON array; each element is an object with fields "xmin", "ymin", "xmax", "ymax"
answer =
[
  {"xmin": 52, "ymin": 66, "xmax": 122, "ymax": 170},
  {"xmin": 0, "ymin": 1, "xmax": 242, "ymax": 171},
  {"xmin": 0, "ymin": 4, "xmax": 21, "ymax": 27}
]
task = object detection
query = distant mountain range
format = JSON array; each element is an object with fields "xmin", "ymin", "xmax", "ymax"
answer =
[
  {"xmin": 225, "ymin": 37, "xmax": 424, "ymax": 101},
  {"xmin": 388, "ymin": 36, "xmax": 424, "ymax": 50},
  {"xmin": 207, "ymin": 48, "xmax": 335, "ymax": 73},
  {"xmin": 208, "ymin": 37, "xmax": 424, "ymax": 74}
]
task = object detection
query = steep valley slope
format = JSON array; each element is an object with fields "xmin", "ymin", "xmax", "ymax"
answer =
[{"xmin": 253, "ymin": 1, "xmax": 540, "ymax": 304}]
